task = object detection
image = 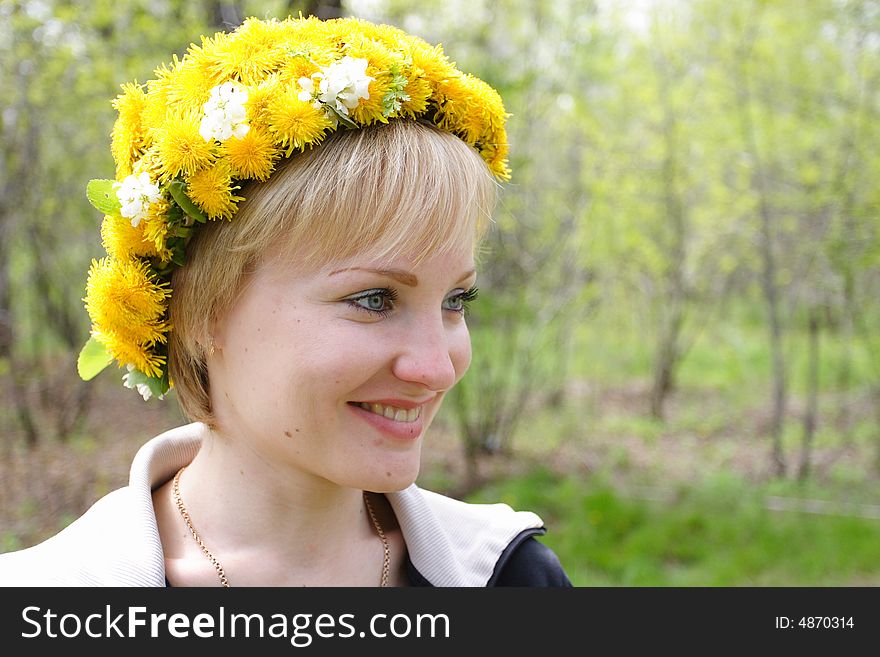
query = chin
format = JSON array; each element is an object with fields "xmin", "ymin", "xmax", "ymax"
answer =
[{"xmin": 361, "ymin": 462, "xmax": 421, "ymax": 493}]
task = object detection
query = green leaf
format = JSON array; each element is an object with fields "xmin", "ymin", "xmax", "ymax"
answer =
[
  {"xmin": 124, "ymin": 368, "xmax": 169, "ymax": 399},
  {"xmin": 77, "ymin": 335, "xmax": 113, "ymax": 380},
  {"xmin": 171, "ymin": 248, "xmax": 186, "ymax": 267},
  {"xmin": 324, "ymin": 104, "xmax": 359, "ymax": 129},
  {"xmin": 86, "ymin": 179, "xmax": 121, "ymax": 215},
  {"xmin": 168, "ymin": 179, "xmax": 207, "ymax": 223}
]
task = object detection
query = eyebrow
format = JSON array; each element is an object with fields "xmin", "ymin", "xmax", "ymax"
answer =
[{"xmin": 329, "ymin": 267, "xmax": 476, "ymax": 287}]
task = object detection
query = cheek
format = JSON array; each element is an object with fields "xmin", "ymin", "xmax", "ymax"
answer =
[{"xmin": 450, "ymin": 325, "xmax": 473, "ymax": 382}]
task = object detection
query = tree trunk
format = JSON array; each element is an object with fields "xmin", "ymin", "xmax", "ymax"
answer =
[
  {"xmin": 759, "ymin": 182, "xmax": 788, "ymax": 478},
  {"xmin": 798, "ymin": 309, "xmax": 821, "ymax": 480},
  {"xmin": 651, "ymin": 312, "xmax": 682, "ymax": 420},
  {"xmin": 650, "ymin": 51, "xmax": 688, "ymax": 421},
  {"xmin": 734, "ymin": 18, "xmax": 787, "ymax": 477},
  {"xmin": 836, "ymin": 273, "xmax": 855, "ymax": 445}
]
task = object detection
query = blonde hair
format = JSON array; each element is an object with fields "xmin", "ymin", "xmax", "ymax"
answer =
[{"xmin": 168, "ymin": 120, "xmax": 497, "ymax": 425}]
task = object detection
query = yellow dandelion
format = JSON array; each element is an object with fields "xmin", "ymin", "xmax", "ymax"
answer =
[
  {"xmin": 185, "ymin": 162, "xmax": 243, "ymax": 219},
  {"xmin": 410, "ymin": 42, "xmax": 457, "ymax": 90},
  {"xmin": 109, "ymin": 83, "xmax": 148, "ymax": 175},
  {"xmin": 101, "ymin": 214, "xmax": 160, "ymax": 260},
  {"xmin": 482, "ymin": 139, "xmax": 511, "ymax": 181},
  {"xmin": 276, "ymin": 54, "xmax": 324, "ymax": 87},
  {"xmin": 132, "ymin": 146, "xmax": 164, "ymax": 185},
  {"xmin": 113, "ymin": 82, "xmax": 147, "ymax": 126},
  {"xmin": 152, "ymin": 110, "xmax": 216, "ymax": 181},
  {"xmin": 280, "ymin": 14, "xmax": 327, "ymax": 42},
  {"xmin": 164, "ymin": 55, "xmax": 222, "ymax": 111},
  {"xmin": 221, "ymin": 125, "xmax": 280, "ymax": 181},
  {"xmin": 110, "ymin": 122, "xmax": 142, "ymax": 178},
  {"xmin": 349, "ymin": 76, "xmax": 391, "ymax": 125},
  {"xmin": 346, "ymin": 36, "xmax": 396, "ymax": 72},
  {"xmin": 95, "ymin": 328, "xmax": 167, "ymax": 379},
  {"xmin": 358, "ymin": 21, "xmax": 409, "ymax": 48},
  {"xmin": 246, "ymin": 76, "xmax": 282, "ymax": 124},
  {"xmin": 141, "ymin": 209, "xmax": 173, "ymax": 263},
  {"xmin": 236, "ymin": 16, "xmax": 290, "ymax": 46},
  {"xmin": 400, "ymin": 70, "xmax": 431, "ymax": 118},
  {"xmin": 266, "ymin": 88, "xmax": 333, "ymax": 156},
  {"xmin": 436, "ymin": 74, "xmax": 507, "ymax": 146},
  {"xmin": 142, "ymin": 69, "xmax": 174, "ymax": 132},
  {"xmin": 182, "ymin": 32, "xmax": 229, "ymax": 89},
  {"xmin": 210, "ymin": 24, "xmax": 288, "ymax": 85},
  {"xmin": 84, "ymin": 257, "xmax": 171, "ymax": 349}
]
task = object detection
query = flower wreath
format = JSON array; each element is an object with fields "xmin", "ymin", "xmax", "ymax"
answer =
[{"xmin": 78, "ymin": 15, "xmax": 510, "ymax": 400}]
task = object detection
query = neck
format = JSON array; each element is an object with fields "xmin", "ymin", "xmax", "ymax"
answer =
[{"xmin": 165, "ymin": 428, "xmax": 384, "ymax": 586}]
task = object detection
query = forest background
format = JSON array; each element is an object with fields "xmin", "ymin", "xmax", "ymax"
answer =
[{"xmin": 2, "ymin": 0, "xmax": 879, "ymax": 586}]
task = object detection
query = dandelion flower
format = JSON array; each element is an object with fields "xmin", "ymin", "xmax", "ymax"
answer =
[
  {"xmin": 210, "ymin": 22, "xmax": 288, "ymax": 85},
  {"xmin": 222, "ymin": 125, "xmax": 279, "ymax": 181},
  {"xmin": 266, "ymin": 87, "xmax": 333, "ymax": 155},
  {"xmin": 185, "ymin": 162, "xmax": 243, "ymax": 219},
  {"xmin": 98, "ymin": 330, "xmax": 167, "ymax": 380},
  {"xmin": 101, "ymin": 214, "xmax": 160, "ymax": 260},
  {"xmin": 84, "ymin": 257, "xmax": 171, "ymax": 352},
  {"xmin": 153, "ymin": 110, "xmax": 216, "ymax": 181},
  {"xmin": 110, "ymin": 83, "xmax": 148, "ymax": 175}
]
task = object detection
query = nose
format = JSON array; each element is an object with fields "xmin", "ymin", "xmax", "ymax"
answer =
[{"xmin": 391, "ymin": 313, "xmax": 469, "ymax": 392}]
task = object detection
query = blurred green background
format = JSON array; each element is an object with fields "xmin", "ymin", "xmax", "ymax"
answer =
[{"xmin": 2, "ymin": 0, "xmax": 879, "ymax": 586}]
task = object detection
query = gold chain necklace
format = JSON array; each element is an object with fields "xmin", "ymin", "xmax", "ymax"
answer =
[{"xmin": 171, "ymin": 466, "xmax": 390, "ymax": 587}]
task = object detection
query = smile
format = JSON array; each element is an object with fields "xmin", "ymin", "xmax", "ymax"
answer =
[{"xmin": 355, "ymin": 402, "xmax": 422, "ymax": 423}]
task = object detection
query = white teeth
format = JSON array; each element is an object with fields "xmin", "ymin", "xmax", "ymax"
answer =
[{"xmin": 358, "ymin": 402, "xmax": 421, "ymax": 423}]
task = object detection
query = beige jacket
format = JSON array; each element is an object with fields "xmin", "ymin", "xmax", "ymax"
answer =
[{"xmin": 0, "ymin": 423, "xmax": 546, "ymax": 586}]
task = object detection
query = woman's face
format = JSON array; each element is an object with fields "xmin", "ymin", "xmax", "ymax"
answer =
[{"xmin": 208, "ymin": 239, "xmax": 476, "ymax": 492}]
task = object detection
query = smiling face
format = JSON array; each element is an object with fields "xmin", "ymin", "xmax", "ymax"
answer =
[
  {"xmin": 207, "ymin": 242, "xmax": 477, "ymax": 492},
  {"xmin": 167, "ymin": 121, "xmax": 496, "ymax": 491}
]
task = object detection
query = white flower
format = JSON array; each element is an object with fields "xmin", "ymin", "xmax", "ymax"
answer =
[
  {"xmin": 114, "ymin": 172, "xmax": 161, "ymax": 228},
  {"xmin": 298, "ymin": 56, "xmax": 373, "ymax": 117},
  {"xmin": 122, "ymin": 364, "xmax": 164, "ymax": 401},
  {"xmin": 199, "ymin": 81, "xmax": 250, "ymax": 142}
]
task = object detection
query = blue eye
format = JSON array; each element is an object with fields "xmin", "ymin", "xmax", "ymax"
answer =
[
  {"xmin": 444, "ymin": 287, "xmax": 479, "ymax": 314},
  {"xmin": 346, "ymin": 288, "xmax": 397, "ymax": 315}
]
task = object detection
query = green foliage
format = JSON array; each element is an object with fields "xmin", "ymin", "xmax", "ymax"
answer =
[
  {"xmin": 86, "ymin": 179, "xmax": 121, "ymax": 215},
  {"xmin": 167, "ymin": 179, "xmax": 207, "ymax": 223},
  {"xmin": 76, "ymin": 335, "xmax": 112, "ymax": 381},
  {"xmin": 469, "ymin": 468, "xmax": 880, "ymax": 586}
]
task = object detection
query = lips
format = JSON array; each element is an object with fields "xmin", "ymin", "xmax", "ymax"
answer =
[{"xmin": 353, "ymin": 401, "xmax": 421, "ymax": 423}]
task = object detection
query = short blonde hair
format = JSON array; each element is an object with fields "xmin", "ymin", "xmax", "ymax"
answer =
[{"xmin": 168, "ymin": 120, "xmax": 497, "ymax": 425}]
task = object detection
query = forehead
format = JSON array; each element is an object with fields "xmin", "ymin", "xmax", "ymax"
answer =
[{"xmin": 262, "ymin": 232, "xmax": 478, "ymax": 284}]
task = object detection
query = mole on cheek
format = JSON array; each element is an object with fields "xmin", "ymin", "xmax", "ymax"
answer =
[{"xmin": 284, "ymin": 430, "xmax": 292, "ymax": 438}]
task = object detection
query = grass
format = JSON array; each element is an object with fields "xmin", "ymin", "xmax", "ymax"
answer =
[{"xmin": 467, "ymin": 467, "xmax": 880, "ymax": 586}]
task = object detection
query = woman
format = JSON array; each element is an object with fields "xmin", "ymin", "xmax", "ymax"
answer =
[{"xmin": 0, "ymin": 16, "xmax": 570, "ymax": 587}]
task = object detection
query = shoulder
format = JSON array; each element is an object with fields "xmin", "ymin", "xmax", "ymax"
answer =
[
  {"xmin": 489, "ymin": 535, "xmax": 573, "ymax": 587},
  {"xmin": 387, "ymin": 485, "xmax": 570, "ymax": 587}
]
